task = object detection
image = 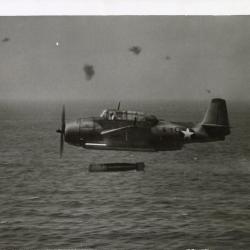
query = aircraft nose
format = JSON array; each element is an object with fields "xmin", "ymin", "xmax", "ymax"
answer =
[{"xmin": 65, "ymin": 121, "xmax": 80, "ymax": 145}]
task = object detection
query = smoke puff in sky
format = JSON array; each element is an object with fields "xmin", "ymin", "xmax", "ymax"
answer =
[
  {"xmin": 0, "ymin": 16, "xmax": 250, "ymax": 102},
  {"xmin": 83, "ymin": 64, "xmax": 95, "ymax": 80},
  {"xmin": 2, "ymin": 37, "xmax": 10, "ymax": 42},
  {"xmin": 129, "ymin": 46, "xmax": 141, "ymax": 55}
]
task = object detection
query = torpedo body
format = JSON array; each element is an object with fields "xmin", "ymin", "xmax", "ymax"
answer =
[{"xmin": 89, "ymin": 162, "xmax": 145, "ymax": 172}]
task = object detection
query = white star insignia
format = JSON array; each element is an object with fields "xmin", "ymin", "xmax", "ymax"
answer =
[{"xmin": 181, "ymin": 128, "xmax": 194, "ymax": 139}]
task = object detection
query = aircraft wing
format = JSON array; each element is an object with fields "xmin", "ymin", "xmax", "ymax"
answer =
[{"xmin": 101, "ymin": 125, "xmax": 133, "ymax": 135}]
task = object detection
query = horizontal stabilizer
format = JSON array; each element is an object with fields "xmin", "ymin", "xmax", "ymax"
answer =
[{"xmin": 202, "ymin": 124, "xmax": 230, "ymax": 128}]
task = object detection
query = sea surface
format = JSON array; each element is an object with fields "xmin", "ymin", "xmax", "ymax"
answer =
[{"xmin": 0, "ymin": 100, "xmax": 250, "ymax": 250}]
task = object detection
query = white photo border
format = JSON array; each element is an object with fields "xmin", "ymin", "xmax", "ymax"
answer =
[{"xmin": 1, "ymin": 0, "xmax": 250, "ymax": 16}]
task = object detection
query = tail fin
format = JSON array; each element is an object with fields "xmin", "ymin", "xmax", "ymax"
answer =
[{"xmin": 201, "ymin": 98, "xmax": 230, "ymax": 137}]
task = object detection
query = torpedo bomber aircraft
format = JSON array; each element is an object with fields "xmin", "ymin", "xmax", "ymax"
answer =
[{"xmin": 56, "ymin": 98, "xmax": 230, "ymax": 157}]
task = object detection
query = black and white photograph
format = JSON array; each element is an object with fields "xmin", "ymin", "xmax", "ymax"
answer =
[{"xmin": 1, "ymin": 1, "xmax": 250, "ymax": 249}]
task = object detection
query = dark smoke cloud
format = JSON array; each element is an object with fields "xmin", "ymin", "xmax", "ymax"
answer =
[
  {"xmin": 165, "ymin": 55, "xmax": 171, "ymax": 60},
  {"xmin": 129, "ymin": 46, "xmax": 141, "ymax": 55},
  {"xmin": 2, "ymin": 37, "xmax": 10, "ymax": 42},
  {"xmin": 83, "ymin": 64, "xmax": 95, "ymax": 80}
]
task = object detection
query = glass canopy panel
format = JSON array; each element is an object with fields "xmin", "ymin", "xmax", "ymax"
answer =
[{"xmin": 100, "ymin": 109, "xmax": 145, "ymax": 121}]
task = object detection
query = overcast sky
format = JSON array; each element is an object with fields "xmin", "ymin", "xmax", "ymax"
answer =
[{"xmin": 0, "ymin": 16, "xmax": 249, "ymax": 101}]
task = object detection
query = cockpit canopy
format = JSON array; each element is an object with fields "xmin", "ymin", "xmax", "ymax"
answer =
[{"xmin": 100, "ymin": 109, "xmax": 146, "ymax": 121}]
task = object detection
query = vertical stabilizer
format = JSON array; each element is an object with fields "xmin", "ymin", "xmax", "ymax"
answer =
[{"xmin": 201, "ymin": 98, "xmax": 230, "ymax": 136}]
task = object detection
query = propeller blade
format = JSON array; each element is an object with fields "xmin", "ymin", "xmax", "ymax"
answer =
[
  {"xmin": 62, "ymin": 105, "xmax": 65, "ymax": 133},
  {"xmin": 58, "ymin": 105, "xmax": 65, "ymax": 158},
  {"xmin": 60, "ymin": 132, "xmax": 64, "ymax": 158}
]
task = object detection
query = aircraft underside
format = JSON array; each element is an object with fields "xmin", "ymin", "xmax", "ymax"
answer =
[{"xmin": 81, "ymin": 135, "xmax": 184, "ymax": 152}]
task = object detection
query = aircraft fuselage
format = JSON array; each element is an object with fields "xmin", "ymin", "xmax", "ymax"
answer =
[{"xmin": 58, "ymin": 99, "xmax": 230, "ymax": 153}]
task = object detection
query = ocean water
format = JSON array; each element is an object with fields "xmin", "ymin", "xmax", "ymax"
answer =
[{"xmin": 0, "ymin": 100, "xmax": 250, "ymax": 249}]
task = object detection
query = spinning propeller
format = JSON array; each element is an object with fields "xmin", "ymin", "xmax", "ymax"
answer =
[{"xmin": 56, "ymin": 105, "xmax": 65, "ymax": 158}]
